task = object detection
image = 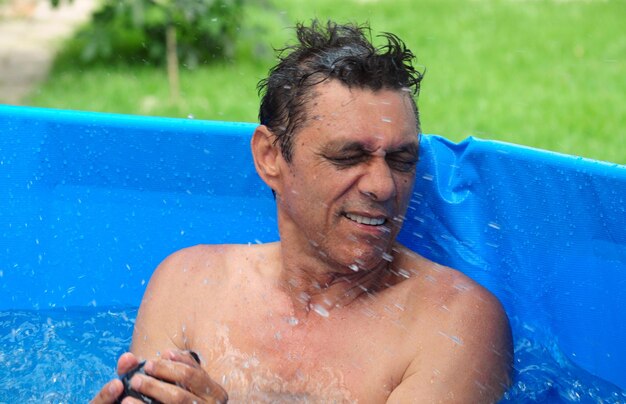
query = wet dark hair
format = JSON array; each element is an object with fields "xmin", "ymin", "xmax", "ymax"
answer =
[{"xmin": 258, "ymin": 20, "xmax": 424, "ymax": 162}]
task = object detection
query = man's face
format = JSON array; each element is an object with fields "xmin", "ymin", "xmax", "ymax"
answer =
[{"xmin": 277, "ymin": 80, "xmax": 419, "ymax": 271}]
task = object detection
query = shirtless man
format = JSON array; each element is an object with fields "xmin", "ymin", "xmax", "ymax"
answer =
[{"xmin": 93, "ymin": 20, "xmax": 512, "ymax": 403}]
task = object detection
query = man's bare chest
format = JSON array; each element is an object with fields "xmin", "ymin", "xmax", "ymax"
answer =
[{"xmin": 189, "ymin": 305, "xmax": 408, "ymax": 403}]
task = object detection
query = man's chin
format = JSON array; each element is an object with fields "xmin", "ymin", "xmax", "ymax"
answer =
[{"xmin": 341, "ymin": 246, "xmax": 394, "ymax": 272}]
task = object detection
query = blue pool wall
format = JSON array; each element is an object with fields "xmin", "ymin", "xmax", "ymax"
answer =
[{"xmin": 1, "ymin": 105, "xmax": 625, "ymax": 389}]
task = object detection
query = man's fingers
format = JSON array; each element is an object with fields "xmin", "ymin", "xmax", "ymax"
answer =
[
  {"xmin": 117, "ymin": 352, "xmax": 140, "ymax": 375},
  {"xmin": 128, "ymin": 372, "xmax": 204, "ymax": 403},
  {"xmin": 89, "ymin": 379, "xmax": 123, "ymax": 404},
  {"xmin": 165, "ymin": 349, "xmax": 202, "ymax": 368},
  {"xmin": 144, "ymin": 358, "xmax": 228, "ymax": 403},
  {"xmin": 120, "ymin": 398, "xmax": 145, "ymax": 404}
]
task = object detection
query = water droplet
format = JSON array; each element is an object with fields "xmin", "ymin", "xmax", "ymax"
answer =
[
  {"xmin": 398, "ymin": 268, "xmax": 410, "ymax": 278},
  {"xmin": 453, "ymin": 283, "xmax": 471, "ymax": 292},
  {"xmin": 311, "ymin": 304, "xmax": 330, "ymax": 318},
  {"xmin": 438, "ymin": 331, "xmax": 463, "ymax": 345}
]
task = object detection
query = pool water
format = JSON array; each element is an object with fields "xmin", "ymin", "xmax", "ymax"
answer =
[
  {"xmin": 502, "ymin": 319, "xmax": 626, "ymax": 403},
  {"xmin": 0, "ymin": 307, "xmax": 132, "ymax": 402},
  {"xmin": 1, "ymin": 307, "xmax": 625, "ymax": 403}
]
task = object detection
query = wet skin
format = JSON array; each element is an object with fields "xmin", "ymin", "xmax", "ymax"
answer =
[{"xmin": 92, "ymin": 81, "xmax": 512, "ymax": 403}]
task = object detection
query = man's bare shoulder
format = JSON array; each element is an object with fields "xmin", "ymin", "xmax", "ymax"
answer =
[
  {"xmin": 147, "ymin": 242, "xmax": 280, "ymax": 289},
  {"xmin": 132, "ymin": 242, "xmax": 281, "ymax": 351},
  {"xmin": 393, "ymin": 244, "xmax": 506, "ymax": 318},
  {"xmin": 387, "ymin": 244, "xmax": 513, "ymax": 402}
]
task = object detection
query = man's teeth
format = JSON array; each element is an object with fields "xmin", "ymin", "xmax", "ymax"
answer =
[{"xmin": 345, "ymin": 213, "xmax": 385, "ymax": 226}]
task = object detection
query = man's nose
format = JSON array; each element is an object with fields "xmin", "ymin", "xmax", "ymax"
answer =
[{"xmin": 358, "ymin": 158, "xmax": 396, "ymax": 201}]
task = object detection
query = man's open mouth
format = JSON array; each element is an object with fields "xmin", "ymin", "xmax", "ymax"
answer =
[{"xmin": 344, "ymin": 213, "xmax": 386, "ymax": 226}]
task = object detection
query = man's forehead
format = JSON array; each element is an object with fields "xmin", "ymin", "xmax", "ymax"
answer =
[
  {"xmin": 308, "ymin": 80, "xmax": 414, "ymax": 106},
  {"xmin": 306, "ymin": 83, "xmax": 416, "ymax": 121},
  {"xmin": 298, "ymin": 81, "xmax": 419, "ymax": 146}
]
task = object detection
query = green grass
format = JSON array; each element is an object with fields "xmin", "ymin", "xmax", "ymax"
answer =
[{"xmin": 27, "ymin": 0, "xmax": 626, "ymax": 163}]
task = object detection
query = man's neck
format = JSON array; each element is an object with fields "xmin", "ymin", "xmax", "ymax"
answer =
[{"xmin": 276, "ymin": 243, "xmax": 396, "ymax": 322}]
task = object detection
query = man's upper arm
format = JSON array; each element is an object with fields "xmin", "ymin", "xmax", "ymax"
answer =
[
  {"xmin": 387, "ymin": 286, "xmax": 513, "ymax": 403},
  {"xmin": 129, "ymin": 247, "xmax": 202, "ymax": 360}
]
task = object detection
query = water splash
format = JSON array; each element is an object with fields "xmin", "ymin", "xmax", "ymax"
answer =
[
  {"xmin": 2, "ymin": 310, "xmax": 625, "ymax": 402},
  {"xmin": 0, "ymin": 307, "xmax": 135, "ymax": 401}
]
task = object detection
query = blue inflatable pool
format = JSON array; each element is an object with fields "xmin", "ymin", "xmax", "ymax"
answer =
[{"xmin": 1, "ymin": 105, "xmax": 624, "ymax": 400}]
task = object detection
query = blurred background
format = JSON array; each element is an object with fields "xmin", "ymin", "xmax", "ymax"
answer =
[{"xmin": 1, "ymin": 0, "xmax": 624, "ymax": 163}]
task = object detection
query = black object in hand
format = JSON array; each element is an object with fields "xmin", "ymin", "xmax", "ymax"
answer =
[
  {"xmin": 116, "ymin": 361, "xmax": 161, "ymax": 404},
  {"xmin": 115, "ymin": 351, "xmax": 201, "ymax": 404}
]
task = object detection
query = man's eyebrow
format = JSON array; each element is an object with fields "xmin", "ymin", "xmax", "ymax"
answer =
[
  {"xmin": 320, "ymin": 140, "xmax": 419, "ymax": 155},
  {"xmin": 388, "ymin": 142, "xmax": 419, "ymax": 156},
  {"xmin": 320, "ymin": 141, "xmax": 369, "ymax": 154}
]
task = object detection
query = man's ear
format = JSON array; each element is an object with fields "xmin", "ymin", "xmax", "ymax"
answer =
[{"xmin": 251, "ymin": 125, "xmax": 284, "ymax": 195}]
